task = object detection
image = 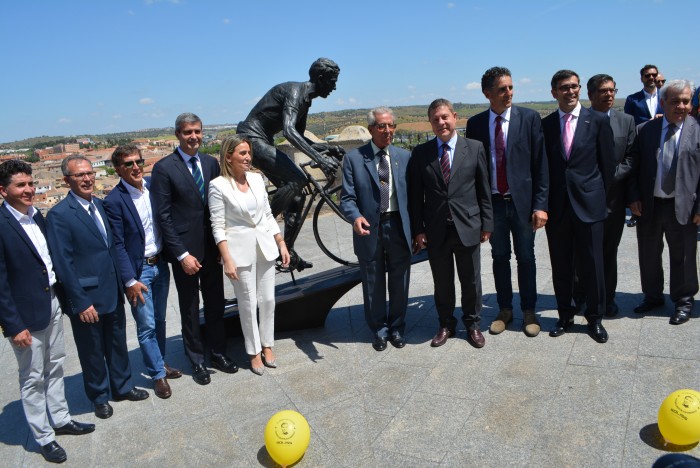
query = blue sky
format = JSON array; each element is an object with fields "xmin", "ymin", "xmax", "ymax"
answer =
[{"xmin": 2, "ymin": 0, "xmax": 697, "ymax": 143}]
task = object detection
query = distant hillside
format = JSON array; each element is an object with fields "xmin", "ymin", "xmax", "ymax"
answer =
[{"xmin": 2, "ymin": 99, "xmax": 623, "ymax": 149}]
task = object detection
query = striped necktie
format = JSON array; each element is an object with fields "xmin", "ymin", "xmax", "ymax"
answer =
[
  {"xmin": 440, "ymin": 143, "xmax": 450, "ymax": 184},
  {"xmin": 189, "ymin": 156, "xmax": 206, "ymax": 202}
]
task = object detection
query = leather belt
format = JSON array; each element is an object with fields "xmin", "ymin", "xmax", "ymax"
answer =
[
  {"xmin": 492, "ymin": 193, "xmax": 512, "ymax": 201},
  {"xmin": 380, "ymin": 211, "xmax": 397, "ymax": 222},
  {"xmin": 145, "ymin": 254, "xmax": 160, "ymax": 266},
  {"xmin": 653, "ymin": 197, "xmax": 674, "ymax": 204}
]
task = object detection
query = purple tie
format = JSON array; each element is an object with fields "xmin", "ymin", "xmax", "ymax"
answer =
[
  {"xmin": 562, "ymin": 113, "xmax": 573, "ymax": 159},
  {"xmin": 495, "ymin": 115, "xmax": 508, "ymax": 194},
  {"xmin": 440, "ymin": 143, "xmax": 450, "ymax": 184}
]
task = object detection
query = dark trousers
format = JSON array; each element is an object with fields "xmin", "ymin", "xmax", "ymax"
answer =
[
  {"xmin": 489, "ymin": 196, "xmax": 537, "ymax": 311},
  {"xmin": 428, "ymin": 224, "xmax": 482, "ymax": 331},
  {"xmin": 545, "ymin": 201, "xmax": 605, "ymax": 322},
  {"xmin": 358, "ymin": 213, "xmax": 411, "ymax": 338},
  {"xmin": 171, "ymin": 252, "xmax": 226, "ymax": 365},
  {"xmin": 636, "ymin": 198, "xmax": 698, "ymax": 309},
  {"xmin": 573, "ymin": 203, "xmax": 626, "ymax": 304},
  {"xmin": 69, "ymin": 305, "xmax": 132, "ymax": 404}
]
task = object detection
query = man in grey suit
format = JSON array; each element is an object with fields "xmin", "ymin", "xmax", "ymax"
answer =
[
  {"xmin": 628, "ymin": 79, "xmax": 700, "ymax": 324},
  {"xmin": 580, "ymin": 74, "xmax": 636, "ymax": 317},
  {"xmin": 409, "ymin": 98, "xmax": 494, "ymax": 348},
  {"xmin": 340, "ymin": 107, "xmax": 412, "ymax": 351},
  {"xmin": 465, "ymin": 66, "xmax": 549, "ymax": 337}
]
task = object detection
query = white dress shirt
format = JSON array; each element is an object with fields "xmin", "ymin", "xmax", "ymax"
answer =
[{"xmin": 5, "ymin": 203, "xmax": 56, "ymax": 287}]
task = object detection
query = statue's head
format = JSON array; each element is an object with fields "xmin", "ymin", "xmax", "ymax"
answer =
[{"xmin": 309, "ymin": 58, "xmax": 340, "ymax": 98}]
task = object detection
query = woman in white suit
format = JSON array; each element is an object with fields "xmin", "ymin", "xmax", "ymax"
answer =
[{"xmin": 209, "ymin": 136, "xmax": 290, "ymax": 375}]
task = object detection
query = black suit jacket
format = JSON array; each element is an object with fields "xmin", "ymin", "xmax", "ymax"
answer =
[
  {"xmin": 0, "ymin": 204, "xmax": 58, "ymax": 337},
  {"xmin": 408, "ymin": 135, "xmax": 493, "ymax": 247},
  {"xmin": 542, "ymin": 106, "xmax": 615, "ymax": 223},
  {"xmin": 150, "ymin": 150, "xmax": 220, "ymax": 263},
  {"xmin": 628, "ymin": 116, "xmax": 700, "ymax": 225},
  {"xmin": 464, "ymin": 105, "xmax": 548, "ymax": 225}
]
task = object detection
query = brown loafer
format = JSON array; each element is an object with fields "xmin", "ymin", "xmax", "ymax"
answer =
[
  {"xmin": 467, "ymin": 328, "xmax": 485, "ymax": 348},
  {"xmin": 164, "ymin": 364, "xmax": 182, "ymax": 379},
  {"xmin": 430, "ymin": 327, "xmax": 454, "ymax": 347},
  {"xmin": 154, "ymin": 378, "xmax": 171, "ymax": 399}
]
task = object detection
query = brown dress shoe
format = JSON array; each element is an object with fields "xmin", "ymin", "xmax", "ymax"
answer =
[
  {"xmin": 430, "ymin": 328, "xmax": 454, "ymax": 347},
  {"xmin": 164, "ymin": 364, "xmax": 182, "ymax": 379},
  {"xmin": 489, "ymin": 308, "xmax": 513, "ymax": 335},
  {"xmin": 467, "ymin": 328, "xmax": 485, "ymax": 348},
  {"xmin": 154, "ymin": 378, "xmax": 171, "ymax": 399}
]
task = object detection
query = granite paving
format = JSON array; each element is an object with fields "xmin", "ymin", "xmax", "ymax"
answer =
[{"xmin": 2, "ymin": 213, "xmax": 700, "ymax": 467}]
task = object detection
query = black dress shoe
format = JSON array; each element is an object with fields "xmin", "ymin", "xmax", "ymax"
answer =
[
  {"xmin": 587, "ymin": 322, "xmax": 609, "ymax": 343},
  {"xmin": 605, "ymin": 302, "xmax": 619, "ymax": 317},
  {"xmin": 549, "ymin": 318, "xmax": 574, "ymax": 337},
  {"xmin": 389, "ymin": 332, "xmax": 406, "ymax": 348},
  {"xmin": 210, "ymin": 353, "xmax": 239, "ymax": 374},
  {"xmin": 40, "ymin": 441, "xmax": 67, "ymax": 463},
  {"xmin": 54, "ymin": 420, "xmax": 95, "ymax": 436},
  {"xmin": 113, "ymin": 388, "xmax": 149, "ymax": 402},
  {"xmin": 192, "ymin": 364, "xmax": 211, "ymax": 385},
  {"xmin": 670, "ymin": 309, "xmax": 691, "ymax": 325},
  {"xmin": 372, "ymin": 336, "xmax": 387, "ymax": 351},
  {"xmin": 634, "ymin": 298, "xmax": 664, "ymax": 314},
  {"xmin": 94, "ymin": 403, "xmax": 113, "ymax": 419}
]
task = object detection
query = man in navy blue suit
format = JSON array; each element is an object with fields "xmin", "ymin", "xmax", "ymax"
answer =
[
  {"xmin": 104, "ymin": 145, "xmax": 182, "ymax": 400},
  {"xmin": 150, "ymin": 113, "xmax": 238, "ymax": 385},
  {"xmin": 624, "ymin": 64, "xmax": 664, "ymax": 126},
  {"xmin": 47, "ymin": 155, "xmax": 148, "ymax": 420},
  {"xmin": 465, "ymin": 66, "xmax": 549, "ymax": 338},
  {"xmin": 340, "ymin": 107, "xmax": 413, "ymax": 351},
  {"xmin": 0, "ymin": 160, "xmax": 94, "ymax": 464},
  {"xmin": 542, "ymin": 70, "xmax": 615, "ymax": 343}
]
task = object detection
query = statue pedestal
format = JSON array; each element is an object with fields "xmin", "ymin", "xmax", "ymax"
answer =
[{"xmin": 202, "ymin": 250, "xmax": 428, "ymax": 336}]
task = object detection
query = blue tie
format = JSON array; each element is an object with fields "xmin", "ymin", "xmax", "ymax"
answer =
[
  {"xmin": 189, "ymin": 156, "xmax": 206, "ymax": 202},
  {"xmin": 89, "ymin": 203, "xmax": 108, "ymax": 245}
]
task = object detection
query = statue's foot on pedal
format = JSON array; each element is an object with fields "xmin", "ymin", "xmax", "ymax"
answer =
[{"xmin": 276, "ymin": 249, "xmax": 313, "ymax": 273}]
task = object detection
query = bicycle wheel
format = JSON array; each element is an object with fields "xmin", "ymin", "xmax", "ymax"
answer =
[{"xmin": 312, "ymin": 186, "xmax": 358, "ymax": 266}]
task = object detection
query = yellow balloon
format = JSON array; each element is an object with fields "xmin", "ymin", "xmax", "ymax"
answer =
[
  {"xmin": 658, "ymin": 389, "xmax": 700, "ymax": 445},
  {"xmin": 265, "ymin": 410, "xmax": 311, "ymax": 467}
]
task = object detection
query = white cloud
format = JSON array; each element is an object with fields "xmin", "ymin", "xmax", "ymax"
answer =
[
  {"xmin": 127, "ymin": 10, "xmax": 134, "ymax": 15},
  {"xmin": 407, "ymin": 85, "xmax": 416, "ymax": 91},
  {"xmin": 520, "ymin": 77, "xmax": 532, "ymax": 84},
  {"xmin": 58, "ymin": 117, "xmax": 71, "ymax": 124},
  {"xmin": 465, "ymin": 82, "xmax": 481, "ymax": 90},
  {"xmin": 112, "ymin": 114, "xmax": 122, "ymax": 120},
  {"xmin": 348, "ymin": 97, "xmax": 357, "ymax": 104},
  {"xmin": 139, "ymin": 97, "xmax": 155, "ymax": 105},
  {"xmin": 246, "ymin": 96, "xmax": 261, "ymax": 105},
  {"xmin": 335, "ymin": 98, "xmax": 346, "ymax": 105},
  {"xmin": 447, "ymin": 2, "xmax": 456, "ymax": 8},
  {"xmin": 223, "ymin": 18, "xmax": 230, "ymax": 24}
]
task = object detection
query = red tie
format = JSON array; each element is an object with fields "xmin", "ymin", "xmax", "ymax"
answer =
[
  {"xmin": 495, "ymin": 115, "xmax": 508, "ymax": 194},
  {"xmin": 440, "ymin": 143, "xmax": 450, "ymax": 184}
]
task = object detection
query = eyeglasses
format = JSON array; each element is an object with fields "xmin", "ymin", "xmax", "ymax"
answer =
[
  {"xmin": 596, "ymin": 88, "xmax": 618, "ymax": 95},
  {"xmin": 644, "ymin": 73, "xmax": 658, "ymax": 78},
  {"xmin": 372, "ymin": 123, "xmax": 397, "ymax": 130},
  {"xmin": 558, "ymin": 84, "xmax": 580, "ymax": 92},
  {"xmin": 656, "ymin": 80, "xmax": 666, "ymax": 85},
  {"xmin": 69, "ymin": 171, "xmax": 96, "ymax": 179},
  {"xmin": 121, "ymin": 159, "xmax": 145, "ymax": 168}
]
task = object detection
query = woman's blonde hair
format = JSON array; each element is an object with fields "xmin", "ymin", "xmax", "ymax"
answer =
[{"xmin": 219, "ymin": 135, "xmax": 253, "ymax": 179}]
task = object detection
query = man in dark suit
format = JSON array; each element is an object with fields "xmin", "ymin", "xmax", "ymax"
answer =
[
  {"xmin": 104, "ymin": 144, "xmax": 182, "ymax": 400},
  {"xmin": 409, "ymin": 98, "xmax": 493, "ymax": 348},
  {"xmin": 580, "ymin": 74, "xmax": 636, "ymax": 317},
  {"xmin": 624, "ymin": 64, "xmax": 664, "ymax": 126},
  {"xmin": 0, "ymin": 160, "xmax": 94, "ymax": 464},
  {"xmin": 340, "ymin": 107, "xmax": 413, "ymax": 352},
  {"xmin": 150, "ymin": 113, "xmax": 237, "ymax": 385},
  {"xmin": 47, "ymin": 155, "xmax": 148, "ymax": 420},
  {"xmin": 465, "ymin": 66, "xmax": 549, "ymax": 338},
  {"xmin": 628, "ymin": 80, "xmax": 700, "ymax": 324},
  {"xmin": 542, "ymin": 70, "xmax": 615, "ymax": 343}
]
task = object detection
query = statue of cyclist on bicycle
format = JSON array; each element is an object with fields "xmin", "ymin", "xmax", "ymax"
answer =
[{"xmin": 237, "ymin": 57, "xmax": 345, "ymax": 272}]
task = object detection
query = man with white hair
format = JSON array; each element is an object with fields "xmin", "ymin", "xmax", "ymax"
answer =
[{"xmin": 628, "ymin": 79, "xmax": 700, "ymax": 324}]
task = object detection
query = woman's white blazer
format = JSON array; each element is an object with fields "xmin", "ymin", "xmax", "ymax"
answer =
[{"xmin": 209, "ymin": 172, "xmax": 281, "ymax": 267}]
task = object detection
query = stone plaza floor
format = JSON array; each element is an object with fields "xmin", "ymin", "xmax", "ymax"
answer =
[{"xmin": 1, "ymin": 214, "xmax": 700, "ymax": 467}]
